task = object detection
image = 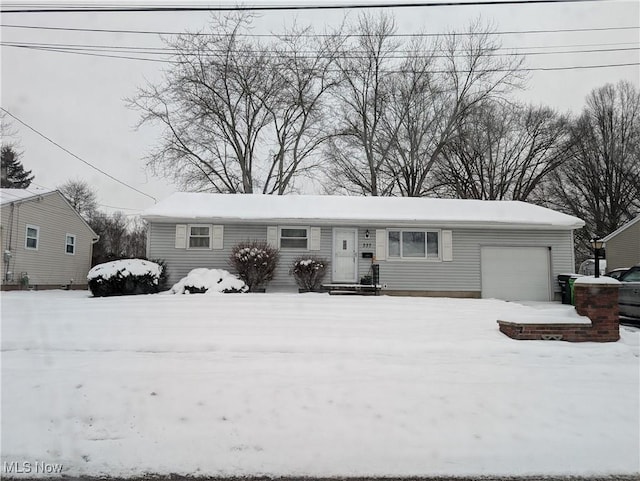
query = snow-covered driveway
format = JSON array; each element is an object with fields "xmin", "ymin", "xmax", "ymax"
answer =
[{"xmin": 1, "ymin": 290, "xmax": 639, "ymax": 478}]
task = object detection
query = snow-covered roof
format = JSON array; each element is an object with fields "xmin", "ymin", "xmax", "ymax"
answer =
[
  {"xmin": 142, "ymin": 193, "xmax": 585, "ymax": 230},
  {"xmin": 602, "ymin": 215, "xmax": 640, "ymax": 243},
  {"xmin": 0, "ymin": 187, "xmax": 57, "ymax": 206}
]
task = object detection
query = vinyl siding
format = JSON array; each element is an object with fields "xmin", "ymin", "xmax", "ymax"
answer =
[
  {"xmin": 606, "ymin": 222, "xmax": 640, "ymax": 271},
  {"xmin": 149, "ymin": 221, "xmax": 575, "ymax": 294},
  {"xmin": 1, "ymin": 192, "xmax": 96, "ymax": 287},
  {"xmin": 373, "ymin": 228, "xmax": 574, "ymax": 293},
  {"xmin": 149, "ymin": 223, "xmax": 333, "ymax": 289}
]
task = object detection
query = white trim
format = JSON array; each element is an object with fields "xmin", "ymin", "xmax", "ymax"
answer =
[
  {"xmin": 266, "ymin": 226, "xmax": 278, "ymax": 248},
  {"xmin": 375, "ymin": 229, "xmax": 386, "ymax": 261},
  {"xmin": 143, "ymin": 216, "xmax": 582, "ymax": 231},
  {"xmin": 602, "ymin": 214, "xmax": 640, "ymax": 243},
  {"xmin": 278, "ymin": 225, "xmax": 310, "ymax": 250},
  {"xmin": 441, "ymin": 230, "xmax": 453, "ymax": 262},
  {"xmin": 25, "ymin": 224, "xmax": 39, "ymax": 250},
  {"xmin": 386, "ymin": 229, "xmax": 441, "ymax": 261},
  {"xmin": 175, "ymin": 224, "xmax": 187, "ymax": 249},
  {"xmin": 309, "ymin": 227, "xmax": 321, "ymax": 251},
  {"xmin": 187, "ymin": 224, "xmax": 212, "ymax": 250},
  {"xmin": 65, "ymin": 233, "xmax": 76, "ymax": 255},
  {"xmin": 332, "ymin": 227, "xmax": 358, "ymax": 283},
  {"xmin": 212, "ymin": 225, "xmax": 224, "ymax": 250}
]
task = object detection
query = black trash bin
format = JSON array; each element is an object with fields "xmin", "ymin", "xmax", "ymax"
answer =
[{"xmin": 557, "ymin": 274, "xmax": 573, "ymax": 304}]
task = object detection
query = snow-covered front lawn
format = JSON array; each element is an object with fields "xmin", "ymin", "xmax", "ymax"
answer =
[{"xmin": 2, "ymin": 290, "xmax": 639, "ymax": 478}]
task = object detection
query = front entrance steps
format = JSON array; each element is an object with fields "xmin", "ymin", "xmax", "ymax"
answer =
[{"xmin": 323, "ymin": 283, "xmax": 381, "ymax": 296}]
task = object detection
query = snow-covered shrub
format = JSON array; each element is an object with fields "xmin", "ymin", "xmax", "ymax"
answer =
[
  {"xmin": 88, "ymin": 259, "xmax": 163, "ymax": 297},
  {"xmin": 170, "ymin": 268, "xmax": 248, "ymax": 294},
  {"xmin": 290, "ymin": 256, "xmax": 329, "ymax": 291},
  {"xmin": 147, "ymin": 257, "xmax": 169, "ymax": 291},
  {"xmin": 229, "ymin": 241, "xmax": 279, "ymax": 292}
]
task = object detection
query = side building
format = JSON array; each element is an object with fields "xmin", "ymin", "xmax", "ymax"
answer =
[
  {"xmin": 1, "ymin": 188, "xmax": 99, "ymax": 290},
  {"xmin": 602, "ymin": 215, "xmax": 640, "ymax": 272}
]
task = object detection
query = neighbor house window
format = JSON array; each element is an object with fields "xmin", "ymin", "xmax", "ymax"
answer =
[
  {"xmin": 388, "ymin": 230, "xmax": 439, "ymax": 260},
  {"xmin": 280, "ymin": 227, "xmax": 308, "ymax": 249},
  {"xmin": 188, "ymin": 225, "xmax": 210, "ymax": 248},
  {"xmin": 65, "ymin": 234, "xmax": 76, "ymax": 254},
  {"xmin": 25, "ymin": 225, "xmax": 39, "ymax": 250}
]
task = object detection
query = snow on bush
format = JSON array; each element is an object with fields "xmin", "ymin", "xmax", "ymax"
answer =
[
  {"xmin": 87, "ymin": 259, "xmax": 163, "ymax": 297},
  {"xmin": 170, "ymin": 268, "xmax": 248, "ymax": 294},
  {"xmin": 229, "ymin": 241, "xmax": 279, "ymax": 292},
  {"xmin": 290, "ymin": 256, "xmax": 329, "ymax": 291}
]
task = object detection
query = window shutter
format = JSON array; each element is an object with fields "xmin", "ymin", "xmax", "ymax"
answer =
[
  {"xmin": 309, "ymin": 227, "xmax": 321, "ymax": 251},
  {"xmin": 175, "ymin": 224, "xmax": 187, "ymax": 249},
  {"xmin": 212, "ymin": 225, "xmax": 224, "ymax": 250},
  {"xmin": 375, "ymin": 229, "xmax": 386, "ymax": 261},
  {"xmin": 442, "ymin": 230, "xmax": 453, "ymax": 261},
  {"xmin": 267, "ymin": 226, "xmax": 278, "ymax": 248}
]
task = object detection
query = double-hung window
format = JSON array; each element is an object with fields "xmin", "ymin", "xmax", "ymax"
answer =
[
  {"xmin": 25, "ymin": 225, "xmax": 39, "ymax": 250},
  {"xmin": 388, "ymin": 229, "xmax": 439, "ymax": 260},
  {"xmin": 65, "ymin": 234, "xmax": 76, "ymax": 254},
  {"xmin": 189, "ymin": 225, "xmax": 211, "ymax": 248},
  {"xmin": 279, "ymin": 227, "xmax": 308, "ymax": 249}
]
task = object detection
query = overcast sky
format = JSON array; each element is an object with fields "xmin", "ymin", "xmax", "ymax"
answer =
[{"xmin": 1, "ymin": 0, "xmax": 639, "ymax": 216}]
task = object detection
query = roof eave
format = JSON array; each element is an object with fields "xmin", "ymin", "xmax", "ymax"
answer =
[
  {"xmin": 602, "ymin": 215, "xmax": 640, "ymax": 243},
  {"xmin": 142, "ymin": 214, "xmax": 583, "ymax": 230}
]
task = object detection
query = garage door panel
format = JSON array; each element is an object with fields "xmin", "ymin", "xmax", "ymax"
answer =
[{"xmin": 481, "ymin": 246, "xmax": 551, "ymax": 301}]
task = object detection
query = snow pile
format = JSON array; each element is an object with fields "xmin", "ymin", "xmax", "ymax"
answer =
[
  {"xmin": 2, "ymin": 292, "xmax": 638, "ymax": 477},
  {"xmin": 506, "ymin": 301, "xmax": 591, "ymax": 324},
  {"xmin": 574, "ymin": 275, "xmax": 621, "ymax": 285},
  {"xmin": 234, "ymin": 246, "xmax": 270, "ymax": 264},
  {"xmin": 142, "ymin": 192, "xmax": 585, "ymax": 229},
  {"xmin": 297, "ymin": 258, "xmax": 324, "ymax": 269},
  {"xmin": 170, "ymin": 268, "xmax": 248, "ymax": 294},
  {"xmin": 87, "ymin": 259, "xmax": 162, "ymax": 281}
]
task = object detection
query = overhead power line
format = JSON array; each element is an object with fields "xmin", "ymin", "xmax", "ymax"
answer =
[
  {"xmin": 2, "ymin": 46, "xmax": 640, "ymax": 73},
  {"xmin": 4, "ymin": 43, "xmax": 639, "ymax": 72},
  {"xmin": 2, "ymin": 40, "xmax": 638, "ymax": 58},
  {"xmin": 0, "ymin": 0, "xmax": 607, "ymax": 14},
  {"xmin": 0, "ymin": 108, "xmax": 157, "ymax": 202},
  {"xmin": 29, "ymin": 181, "xmax": 143, "ymax": 212},
  {"xmin": 2, "ymin": 22, "xmax": 637, "ymax": 37},
  {"xmin": 3, "ymin": 38, "xmax": 639, "ymax": 52}
]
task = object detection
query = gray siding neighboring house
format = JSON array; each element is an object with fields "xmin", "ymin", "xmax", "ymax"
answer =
[
  {"xmin": 602, "ymin": 215, "xmax": 640, "ymax": 271},
  {"xmin": 1, "ymin": 188, "xmax": 99, "ymax": 290},
  {"xmin": 143, "ymin": 193, "xmax": 584, "ymax": 302}
]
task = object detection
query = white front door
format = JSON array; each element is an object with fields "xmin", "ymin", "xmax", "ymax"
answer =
[{"xmin": 333, "ymin": 228, "xmax": 358, "ymax": 283}]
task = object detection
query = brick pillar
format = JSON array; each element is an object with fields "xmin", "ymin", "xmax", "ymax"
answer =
[{"xmin": 574, "ymin": 281, "xmax": 620, "ymax": 342}]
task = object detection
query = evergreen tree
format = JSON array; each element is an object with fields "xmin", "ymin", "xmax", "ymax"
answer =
[{"xmin": 1, "ymin": 145, "xmax": 34, "ymax": 188}]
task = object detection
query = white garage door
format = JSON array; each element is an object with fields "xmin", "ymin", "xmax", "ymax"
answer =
[{"xmin": 481, "ymin": 246, "xmax": 551, "ymax": 301}]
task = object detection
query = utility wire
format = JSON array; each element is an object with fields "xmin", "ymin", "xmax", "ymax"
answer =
[
  {"xmin": 0, "ymin": 108, "xmax": 157, "ymax": 202},
  {"xmin": 5, "ymin": 43, "xmax": 639, "ymax": 72},
  {"xmin": 0, "ymin": 0, "xmax": 608, "ymax": 14},
  {"xmin": 3, "ymin": 40, "xmax": 638, "ymax": 58},
  {"xmin": 29, "ymin": 181, "xmax": 144, "ymax": 212},
  {"xmin": 2, "ymin": 22, "xmax": 637, "ymax": 37}
]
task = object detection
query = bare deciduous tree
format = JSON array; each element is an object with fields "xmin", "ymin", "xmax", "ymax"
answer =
[
  {"xmin": 432, "ymin": 101, "xmax": 570, "ymax": 201},
  {"xmin": 58, "ymin": 179, "xmax": 99, "ymax": 220},
  {"xmin": 261, "ymin": 26, "xmax": 343, "ymax": 194},
  {"xmin": 326, "ymin": 12, "xmax": 399, "ymax": 196},
  {"xmin": 129, "ymin": 14, "xmax": 337, "ymax": 195},
  {"xmin": 327, "ymin": 16, "xmax": 525, "ymax": 197},
  {"xmin": 546, "ymin": 80, "xmax": 640, "ymax": 262},
  {"xmin": 382, "ymin": 20, "xmax": 526, "ymax": 197}
]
